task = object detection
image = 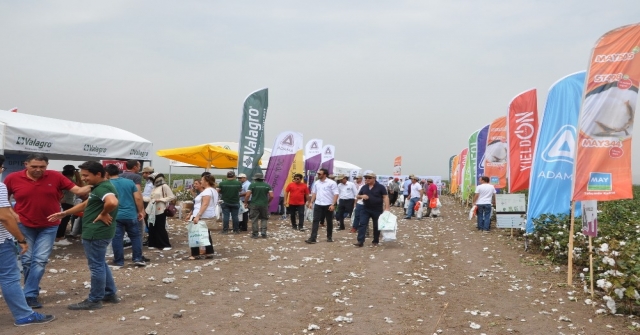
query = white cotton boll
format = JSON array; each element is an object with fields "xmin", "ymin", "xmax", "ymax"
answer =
[
  {"xmin": 614, "ymin": 288, "xmax": 625, "ymax": 299},
  {"xmin": 470, "ymin": 322, "xmax": 481, "ymax": 329},
  {"xmin": 603, "ymin": 296, "xmax": 617, "ymax": 314},
  {"xmin": 599, "ymin": 243, "xmax": 609, "ymax": 252}
]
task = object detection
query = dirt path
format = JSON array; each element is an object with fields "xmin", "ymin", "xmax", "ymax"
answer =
[{"xmin": 0, "ymin": 196, "xmax": 635, "ymax": 334}]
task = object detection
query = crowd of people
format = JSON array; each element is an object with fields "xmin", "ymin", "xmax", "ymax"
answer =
[{"xmin": 0, "ymin": 153, "xmax": 468, "ymax": 327}]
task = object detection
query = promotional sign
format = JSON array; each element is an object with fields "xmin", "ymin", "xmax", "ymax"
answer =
[
  {"xmin": 237, "ymin": 88, "xmax": 268, "ymax": 180},
  {"xmin": 101, "ymin": 160, "xmax": 128, "ymax": 171},
  {"xmin": 526, "ymin": 72, "xmax": 585, "ymax": 233},
  {"xmin": 1, "ymin": 153, "xmax": 28, "ymax": 182},
  {"xmin": 508, "ymin": 88, "xmax": 539, "ymax": 193},
  {"xmin": 476, "ymin": 125, "xmax": 489, "ymax": 182},
  {"xmin": 581, "ymin": 200, "xmax": 598, "ymax": 237},
  {"xmin": 448, "ymin": 155, "xmax": 456, "ymax": 186},
  {"xmin": 304, "ymin": 139, "xmax": 323, "ymax": 174},
  {"xmin": 572, "ymin": 24, "xmax": 640, "ymax": 201},
  {"xmin": 484, "ymin": 116, "xmax": 507, "ymax": 189},
  {"xmin": 450, "ymin": 155, "xmax": 460, "ymax": 194},
  {"xmin": 282, "ymin": 133, "xmax": 305, "ymax": 208},
  {"xmin": 457, "ymin": 148, "xmax": 468, "ymax": 192},
  {"xmin": 319, "ymin": 144, "xmax": 335, "ymax": 175},
  {"xmin": 393, "ymin": 156, "xmax": 402, "ymax": 176},
  {"xmin": 463, "ymin": 129, "xmax": 479, "ymax": 200},
  {"xmin": 264, "ymin": 131, "xmax": 302, "ymax": 212}
]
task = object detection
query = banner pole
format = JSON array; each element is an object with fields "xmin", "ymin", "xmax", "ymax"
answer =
[
  {"xmin": 589, "ymin": 236, "xmax": 594, "ymax": 298},
  {"xmin": 567, "ymin": 201, "xmax": 575, "ymax": 286}
]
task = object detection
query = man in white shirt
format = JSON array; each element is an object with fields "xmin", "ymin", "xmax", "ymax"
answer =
[
  {"xmin": 238, "ymin": 173, "xmax": 251, "ymax": 231},
  {"xmin": 305, "ymin": 168, "xmax": 339, "ymax": 244},
  {"xmin": 403, "ymin": 176, "xmax": 423, "ymax": 220},
  {"xmin": 473, "ymin": 176, "xmax": 497, "ymax": 231},
  {"xmin": 350, "ymin": 176, "xmax": 365, "ymax": 233},
  {"xmin": 336, "ymin": 175, "xmax": 358, "ymax": 230}
]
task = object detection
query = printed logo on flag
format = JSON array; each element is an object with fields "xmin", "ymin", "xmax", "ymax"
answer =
[
  {"xmin": 311, "ymin": 141, "xmax": 318, "ymax": 149},
  {"xmin": 242, "ymin": 156, "xmax": 254, "ymax": 168},
  {"xmin": 478, "ymin": 154, "xmax": 485, "ymax": 169},
  {"xmin": 324, "ymin": 147, "xmax": 332, "ymax": 155},
  {"xmin": 587, "ymin": 172, "xmax": 612, "ymax": 191},
  {"xmin": 541, "ymin": 125, "xmax": 576, "ymax": 163},
  {"xmin": 281, "ymin": 134, "xmax": 294, "ymax": 147},
  {"xmin": 490, "ymin": 176, "xmax": 499, "ymax": 184}
]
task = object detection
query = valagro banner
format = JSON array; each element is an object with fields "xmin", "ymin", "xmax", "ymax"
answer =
[
  {"xmin": 304, "ymin": 139, "xmax": 323, "ymax": 173},
  {"xmin": 237, "ymin": 88, "xmax": 268, "ymax": 179},
  {"xmin": 393, "ymin": 156, "xmax": 402, "ymax": 176},
  {"xmin": 320, "ymin": 144, "xmax": 335, "ymax": 175},
  {"xmin": 484, "ymin": 116, "xmax": 507, "ymax": 189},
  {"xmin": 462, "ymin": 130, "xmax": 479, "ymax": 200},
  {"xmin": 526, "ymin": 71, "xmax": 585, "ymax": 233},
  {"xmin": 476, "ymin": 124, "xmax": 489, "ymax": 182},
  {"xmin": 573, "ymin": 23, "xmax": 640, "ymax": 201},
  {"xmin": 508, "ymin": 88, "xmax": 539, "ymax": 193},
  {"xmin": 264, "ymin": 131, "xmax": 302, "ymax": 212}
]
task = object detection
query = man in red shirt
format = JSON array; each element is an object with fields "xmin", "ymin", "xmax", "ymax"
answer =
[
  {"xmin": 284, "ymin": 173, "xmax": 310, "ymax": 231},
  {"xmin": 425, "ymin": 179, "xmax": 439, "ymax": 217},
  {"xmin": 4, "ymin": 154, "xmax": 90, "ymax": 309}
]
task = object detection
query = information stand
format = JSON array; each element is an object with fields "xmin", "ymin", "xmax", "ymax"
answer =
[{"xmin": 495, "ymin": 194, "xmax": 526, "ymax": 237}]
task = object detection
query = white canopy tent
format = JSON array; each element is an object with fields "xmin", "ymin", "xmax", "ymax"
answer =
[{"xmin": 0, "ymin": 110, "xmax": 152, "ymax": 161}]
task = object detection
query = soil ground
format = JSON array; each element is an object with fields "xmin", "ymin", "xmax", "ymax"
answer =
[{"xmin": 0, "ymin": 195, "xmax": 637, "ymax": 335}]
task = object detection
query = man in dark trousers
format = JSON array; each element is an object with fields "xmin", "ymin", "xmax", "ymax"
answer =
[{"xmin": 353, "ymin": 172, "xmax": 389, "ymax": 247}]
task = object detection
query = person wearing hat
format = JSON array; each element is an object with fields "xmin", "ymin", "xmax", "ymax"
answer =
[
  {"xmin": 237, "ymin": 173, "xmax": 251, "ymax": 231},
  {"xmin": 243, "ymin": 173, "xmax": 273, "ymax": 238},
  {"xmin": 217, "ymin": 171, "xmax": 243, "ymax": 234},
  {"xmin": 404, "ymin": 176, "xmax": 424, "ymax": 220},
  {"xmin": 349, "ymin": 175, "xmax": 365, "ymax": 233},
  {"xmin": 354, "ymin": 172, "xmax": 389, "ymax": 247},
  {"xmin": 336, "ymin": 174, "xmax": 357, "ymax": 231},
  {"xmin": 54, "ymin": 165, "xmax": 83, "ymax": 246}
]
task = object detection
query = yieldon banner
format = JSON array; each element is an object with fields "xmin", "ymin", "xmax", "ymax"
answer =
[
  {"xmin": 264, "ymin": 131, "xmax": 303, "ymax": 212},
  {"xmin": 476, "ymin": 124, "xmax": 489, "ymax": 183},
  {"xmin": 237, "ymin": 88, "xmax": 268, "ymax": 179},
  {"xmin": 572, "ymin": 23, "xmax": 640, "ymax": 201},
  {"xmin": 462, "ymin": 130, "xmax": 479, "ymax": 200},
  {"xmin": 320, "ymin": 145, "xmax": 335, "ymax": 175},
  {"xmin": 484, "ymin": 116, "xmax": 507, "ymax": 189},
  {"xmin": 526, "ymin": 71, "xmax": 585, "ymax": 233},
  {"xmin": 508, "ymin": 88, "xmax": 539, "ymax": 193},
  {"xmin": 450, "ymin": 155, "xmax": 460, "ymax": 194}
]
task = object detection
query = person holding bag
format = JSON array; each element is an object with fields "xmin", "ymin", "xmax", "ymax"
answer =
[
  {"xmin": 145, "ymin": 173, "xmax": 175, "ymax": 251},
  {"xmin": 186, "ymin": 175, "xmax": 218, "ymax": 259}
]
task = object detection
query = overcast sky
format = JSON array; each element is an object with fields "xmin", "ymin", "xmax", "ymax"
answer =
[{"xmin": 1, "ymin": 1, "xmax": 639, "ymax": 180}]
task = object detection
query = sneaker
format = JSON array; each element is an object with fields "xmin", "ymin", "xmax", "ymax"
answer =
[
  {"xmin": 298, "ymin": 227, "xmax": 305, "ymax": 231},
  {"xmin": 250, "ymin": 234, "xmax": 260, "ymax": 239},
  {"xmin": 105, "ymin": 253, "xmax": 114, "ymax": 258},
  {"xmin": 372, "ymin": 242, "xmax": 379, "ymax": 247},
  {"xmin": 353, "ymin": 243, "xmax": 363, "ymax": 248},
  {"xmin": 326, "ymin": 238, "xmax": 334, "ymax": 242},
  {"xmin": 142, "ymin": 256, "xmax": 151, "ymax": 262},
  {"xmin": 25, "ymin": 297, "xmax": 42, "ymax": 309},
  {"xmin": 133, "ymin": 260, "xmax": 147, "ymax": 267},
  {"xmin": 102, "ymin": 294, "xmax": 120, "ymax": 304},
  {"xmin": 14, "ymin": 312, "xmax": 55, "ymax": 326},
  {"xmin": 53, "ymin": 239, "xmax": 72, "ymax": 246},
  {"xmin": 68, "ymin": 299, "xmax": 103, "ymax": 310},
  {"xmin": 304, "ymin": 239, "xmax": 316, "ymax": 244},
  {"xmin": 261, "ymin": 234, "xmax": 267, "ymax": 238},
  {"xmin": 349, "ymin": 228, "xmax": 357, "ymax": 233}
]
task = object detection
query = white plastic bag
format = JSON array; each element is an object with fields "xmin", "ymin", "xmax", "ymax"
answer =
[
  {"xmin": 436, "ymin": 198, "xmax": 442, "ymax": 208},
  {"xmin": 215, "ymin": 203, "xmax": 222, "ymax": 222},
  {"xmin": 416, "ymin": 205, "xmax": 424, "ymax": 219},
  {"xmin": 431, "ymin": 207, "xmax": 441, "ymax": 217},
  {"xmin": 378, "ymin": 211, "xmax": 397, "ymax": 231},
  {"xmin": 187, "ymin": 221, "xmax": 211, "ymax": 247},
  {"xmin": 468, "ymin": 206, "xmax": 477, "ymax": 220},
  {"xmin": 305, "ymin": 206, "xmax": 314, "ymax": 222},
  {"xmin": 381, "ymin": 229, "xmax": 397, "ymax": 241},
  {"xmin": 396, "ymin": 195, "xmax": 404, "ymax": 207}
]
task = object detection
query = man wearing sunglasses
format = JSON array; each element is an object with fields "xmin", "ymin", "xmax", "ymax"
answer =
[
  {"xmin": 305, "ymin": 168, "xmax": 338, "ymax": 244},
  {"xmin": 284, "ymin": 173, "xmax": 309, "ymax": 230},
  {"xmin": 353, "ymin": 172, "xmax": 389, "ymax": 247}
]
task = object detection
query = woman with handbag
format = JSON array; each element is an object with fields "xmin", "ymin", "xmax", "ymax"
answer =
[
  {"xmin": 186, "ymin": 174, "xmax": 218, "ymax": 259},
  {"xmin": 146, "ymin": 173, "xmax": 175, "ymax": 251}
]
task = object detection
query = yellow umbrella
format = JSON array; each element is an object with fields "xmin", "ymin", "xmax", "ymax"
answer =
[{"xmin": 157, "ymin": 143, "xmax": 239, "ymax": 171}]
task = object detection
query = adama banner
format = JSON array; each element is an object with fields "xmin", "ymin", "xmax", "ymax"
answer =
[
  {"xmin": 304, "ymin": 139, "xmax": 323, "ymax": 173},
  {"xmin": 572, "ymin": 23, "xmax": 640, "ymax": 201},
  {"xmin": 264, "ymin": 131, "xmax": 303, "ymax": 212},
  {"xmin": 237, "ymin": 88, "xmax": 268, "ymax": 179},
  {"xmin": 320, "ymin": 144, "xmax": 335, "ymax": 175},
  {"xmin": 484, "ymin": 116, "xmax": 507, "ymax": 189},
  {"xmin": 393, "ymin": 156, "xmax": 402, "ymax": 177},
  {"xmin": 508, "ymin": 88, "xmax": 539, "ymax": 193}
]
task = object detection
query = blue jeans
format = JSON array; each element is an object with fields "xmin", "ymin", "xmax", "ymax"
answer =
[
  {"xmin": 18, "ymin": 224, "xmax": 57, "ymax": 298},
  {"xmin": 477, "ymin": 204, "xmax": 492, "ymax": 231},
  {"xmin": 0, "ymin": 239, "xmax": 33, "ymax": 320},
  {"xmin": 221, "ymin": 203, "xmax": 240, "ymax": 232},
  {"xmin": 406, "ymin": 197, "xmax": 419, "ymax": 218},
  {"xmin": 357, "ymin": 207, "xmax": 382, "ymax": 244},
  {"xmin": 112, "ymin": 219, "xmax": 143, "ymax": 265},
  {"xmin": 352, "ymin": 204, "xmax": 363, "ymax": 229},
  {"xmin": 82, "ymin": 238, "xmax": 117, "ymax": 302}
]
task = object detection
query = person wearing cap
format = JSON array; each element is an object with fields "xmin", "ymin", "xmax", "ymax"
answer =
[
  {"xmin": 336, "ymin": 174, "xmax": 357, "ymax": 231},
  {"xmin": 404, "ymin": 176, "xmax": 424, "ymax": 220},
  {"xmin": 217, "ymin": 171, "xmax": 243, "ymax": 234},
  {"xmin": 4, "ymin": 153, "xmax": 91, "ymax": 309},
  {"xmin": 237, "ymin": 173, "xmax": 251, "ymax": 231},
  {"xmin": 305, "ymin": 168, "xmax": 339, "ymax": 244},
  {"xmin": 425, "ymin": 179, "xmax": 439, "ymax": 217},
  {"xmin": 349, "ymin": 175, "xmax": 365, "ymax": 233},
  {"xmin": 354, "ymin": 172, "xmax": 389, "ymax": 247},
  {"xmin": 54, "ymin": 165, "xmax": 83, "ymax": 246},
  {"xmin": 243, "ymin": 173, "xmax": 273, "ymax": 238},
  {"xmin": 284, "ymin": 173, "xmax": 310, "ymax": 230}
]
